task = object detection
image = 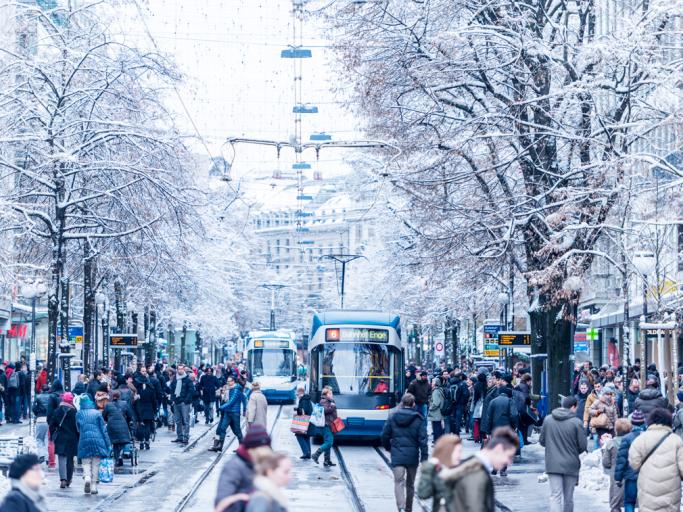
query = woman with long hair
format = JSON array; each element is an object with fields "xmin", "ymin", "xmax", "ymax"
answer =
[{"xmin": 417, "ymin": 434, "xmax": 462, "ymax": 511}]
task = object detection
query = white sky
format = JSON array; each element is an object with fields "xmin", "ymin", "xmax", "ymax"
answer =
[{"xmin": 123, "ymin": 0, "xmax": 363, "ymax": 202}]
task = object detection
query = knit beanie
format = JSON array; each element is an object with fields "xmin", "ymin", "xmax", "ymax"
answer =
[
  {"xmin": 630, "ymin": 410, "xmax": 645, "ymax": 425},
  {"xmin": 242, "ymin": 424, "xmax": 271, "ymax": 449},
  {"xmin": 8, "ymin": 453, "xmax": 41, "ymax": 479},
  {"xmin": 61, "ymin": 392, "xmax": 74, "ymax": 404}
]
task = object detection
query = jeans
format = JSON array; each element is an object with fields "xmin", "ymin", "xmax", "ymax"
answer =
[
  {"xmin": 7, "ymin": 390, "xmax": 19, "ymax": 423},
  {"xmin": 228, "ymin": 413, "xmax": 243, "ymax": 442},
  {"xmin": 173, "ymin": 402, "xmax": 191, "ymax": 442},
  {"xmin": 431, "ymin": 420, "xmax": 444, "ymax": 443},
  {"xmin": 82, "ymin": 457, "xmax": 101, "ymax": 492},
  {"xmin": 623, "ymin": 479, "xmax": 637, "ymax": 511},
  {"xmin": 57, "ymin": 455, "xmax": 74, "ymax": 482},
  {"xmin": 35, "ymin": 421, "xmax": 49, "ymax": 462},
  {"xmin": 392, "ymin": 465, "xmax": 417, "ymax": 512},
  {"xmin": 442, "ymin": 415, "xmax": 451, "ymax": 434},
  {"xmin": 548, "ymin": 473, "xmax": 578, "ymax": 512},
  {"xmin": 203, "ymin": 400, "xmax": 214, "ymax": 423},
  {"xmin": 418, "ymin": 404, "xmax": 428, "ymax": 437},
  {"xmin": 452, "ymin": 404, "xmax": 464, "ymax": 434},
  {"xmin": 320, "ymin": 426, "xmax": 334, "ymax": 454},
  {"xmin": 295, "ymin": 434, "xmax": 311, "ymax": 457},
  {"xmin": 20, "ymin": 393, "xmax": 29, "ymax": 419}
]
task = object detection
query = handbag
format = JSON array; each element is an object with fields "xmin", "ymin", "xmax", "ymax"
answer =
[
  {"xmin": 331, "ymin": 417, "xmax": 346, "ymax": 434},
  {"xmin": 290, "ymin": 414, "xmax": 311, "ymax": 435},
  {"xmin": 591, "ymin": 411, "xmax": 609, "ymax": 429},
  {"xmin": 473, "ymin": 399, "xmax": 483, "ymax": 419},
  {"xmin": 311, "ymin": 404, "xmax": 326, "ymax": 427},
  {"xmin": 98, "ymin": 457, "xmax": 114, "ymax": 483}
]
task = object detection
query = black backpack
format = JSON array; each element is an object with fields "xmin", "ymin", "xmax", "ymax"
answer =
[{"xmin": 440, "ymin": 387, "xmax": 454, "ymax": 416}]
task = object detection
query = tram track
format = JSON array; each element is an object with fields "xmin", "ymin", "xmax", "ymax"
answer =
[
  {"xmin": 333, "ymin": 446, "xmax": 366, "ymax": 512},
  {"xmin": 372, "ymin": 446, "xmax": 430, "ymax": 512},
  {"xmin": 175, "ymin": 404, "xmax": 283, "ymax": 511}
]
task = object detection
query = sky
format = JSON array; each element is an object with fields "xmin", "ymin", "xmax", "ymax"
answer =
[{"xmin": 121, "ymin": 0, "xmax": 363, "ymax": 203}]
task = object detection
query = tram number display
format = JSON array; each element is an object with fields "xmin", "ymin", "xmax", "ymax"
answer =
[
  {"xmin": 253, "ymin": 340, "xmax": 290, "ymax": 349},
  {"xmin": 325, "ymin": 328, "xmax": 389, "ymax": 343}
]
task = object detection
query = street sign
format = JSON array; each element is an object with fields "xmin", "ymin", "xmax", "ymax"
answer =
[
  {"xmin": 586, "ymin": 327, "xmax": 599, "ymax": 341},
  {"xmin": 109, "ymin": 334, "xmax": 138, "ymax": 348},
  {"xmin": 574, "ymin": 341, "xmax": 589, "ymax": 352},
  {"xmin": 498, "ymin": 332, "xmax": 531, "ymax": 346},
  {"xmin": 483, "ymin": 324, "xmax": 501, "ymax": 357}
]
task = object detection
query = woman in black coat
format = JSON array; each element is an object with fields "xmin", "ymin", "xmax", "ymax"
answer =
[
  {"xmin": 49, "ymin": 392, "xmax": 79, "ymax": 488},
  {"xmin": 104, "ymin": 390, "xmax": 135, "ymax": 466},
  {"xmin": 133, "ymin": 375, "xmax": 157, "ymax": 450},
  {"xmin": 294, "ymin": 386, "xmax": 314, "ymax": 459}
]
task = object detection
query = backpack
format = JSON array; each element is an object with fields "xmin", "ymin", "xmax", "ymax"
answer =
[
  {"xmin": 7, "ymin": 372, "xmax": 18, "ymax": 390},
  {"xmin": 440, "ymin": 388, "xmax": 453, "ymax": 416}
]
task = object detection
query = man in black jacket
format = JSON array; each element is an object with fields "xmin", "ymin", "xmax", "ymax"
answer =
[
  {"xmin": 198, "ymin": 367, "xmax": 219, "ymax": 424},
  {"xmin": 170, "ymin": 364, "xmax": 195, "ymax": 445},
  {"xmin": 0, "ymin": 453, "xmax": 46, "ymax": 512},
  {"xmin": 382, "ymin": 393, "xmax": 428, "ymax": 512},
  {"xmin": 450, "ymin": 373, "xmax": 470, "ymax": 435},
  {"xmin": 407, "ymin": 371, "xmax": 431, "ymax": 433},
  {"xmin": 483, "ymin": 387, "xmax": 518, "ymax": 475}
]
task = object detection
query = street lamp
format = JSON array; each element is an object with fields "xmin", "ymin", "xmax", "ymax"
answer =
[
  {"xmin": 20, "ymin": 280, "xmax": 47, "ymax": 436},
  {"xmin": 633, "ymin": 250, "xmax": 656, "ymax": 384}
]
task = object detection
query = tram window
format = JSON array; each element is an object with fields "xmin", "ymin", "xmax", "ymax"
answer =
[
  {"xmin": 249, "ymin": 349, "xmax": 295, "ymax": 378},
  {"xmin": 317, "ymin": 343, "xmax": 398, "ymax": 395}
]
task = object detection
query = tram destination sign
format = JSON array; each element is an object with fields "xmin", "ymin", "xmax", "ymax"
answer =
[
  {"xmin": 109, "ymin": 334, "xmax": 138, "ymax": 348},
  {"xmin": 325, "ymin": 328, "xmax": 389, "ymax": 343},
  {"xmin": 498, "ymin": 332, "xmax": 532, "ymax": 347}
]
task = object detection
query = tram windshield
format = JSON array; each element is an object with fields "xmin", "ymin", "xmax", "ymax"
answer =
[
  {"xmin": 249, "ymin": 349, "xmax": 295, "ymax": 378},
  {"xmin": 317, "ymin": 343, "xmax": 398, "ymax": 395}
]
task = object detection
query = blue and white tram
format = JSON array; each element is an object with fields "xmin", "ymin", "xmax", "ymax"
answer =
[
  {"xmin": 245, "ymin": 330, "xmax": 298, "ymax": 403},
  {"xmin": 309, "ymin": 310, "xmax": 404, "ymax": 440}
]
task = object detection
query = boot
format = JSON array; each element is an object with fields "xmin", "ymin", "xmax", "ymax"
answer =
[
  {"xmin": 91, "ymin": 481, "xmax": 98, "ymax": 495},
  {"xmin": 311, "ymin": 448, "xmax": 322, "ymax": 464},
  {"xmin": 323, "ymin": 451, "xmax": 336, "ymax": 467},
  {"xmin": 60, "ymin": 479, "xmax": 67, "ymax": 489},
  {"xmin": 84, "ymin": 480, "xmax": 91, "ymax": 494},
  {"xmin": 208, "ymin": 438, "xmax": 223, "ymax": 452}
]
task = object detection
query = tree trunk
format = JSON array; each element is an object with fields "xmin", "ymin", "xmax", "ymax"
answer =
[
  {"xmin": 60, "ymin": 278, "xmax": 71, "ymax": 390},
  {"xmin": 146, "ymin": 309, "xmax": 156, "ymax": 367},
  {"xmin": 82, "ymin": 241, "xmax": 95, "ymax": 375},
  {"xmin": 113, "ymin": 279, "xmax": 124, "ymax": 372}
]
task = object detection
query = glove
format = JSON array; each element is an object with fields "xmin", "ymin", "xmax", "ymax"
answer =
[{"xmin": 616, "ymin": 481, "xmax": 623, "ymax": 488}]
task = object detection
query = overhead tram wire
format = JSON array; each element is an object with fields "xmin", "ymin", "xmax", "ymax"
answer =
[{"xmin": 131, "ymin": 0, "xmax": 250, "ymax": 210}]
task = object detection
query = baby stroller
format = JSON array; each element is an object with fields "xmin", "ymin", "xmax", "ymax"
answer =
[{"xmin": 121, "ymin": 441, "xmax": 139, "ymax": 466}]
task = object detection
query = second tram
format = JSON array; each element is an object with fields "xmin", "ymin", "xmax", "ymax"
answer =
[{"xmin": 245, "ymin": 330, "xmax": 298, "ymax": 403}]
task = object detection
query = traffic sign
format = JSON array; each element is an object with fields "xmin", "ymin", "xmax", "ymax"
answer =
[
  {"xmin": 434, "ymin": 341, "xmax": 444, "ymax": 356},
  {"xmin": 586, "ymin": 328, "xmax": 599, "ymax": 341},
  {"xmin": 574, "ymin": 341, "xmax": 589, "ymax": 352},
  {"xmin": 498, "ymin": 332, "xmax": 531, "ymax": 346}
]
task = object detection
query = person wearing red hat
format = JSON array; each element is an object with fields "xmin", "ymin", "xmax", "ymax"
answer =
[{"xmin": 214, "ymin": 424, "xmax": 272, "ymax": 512}]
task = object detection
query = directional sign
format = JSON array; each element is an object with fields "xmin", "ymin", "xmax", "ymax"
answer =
[
  {"xmin": 498, "ymin": 332, "xmax": 531, "ymax": 346},
  {"xmin": 586, "ymin": 328, "xmax": 600, "ymax": 341},
  {"xmin": 574, "ymin": 341, "xmax": 589, "ymax": 353}
]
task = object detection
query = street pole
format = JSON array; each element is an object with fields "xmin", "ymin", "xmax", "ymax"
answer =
[
  {"xmin": 93, "ymin": 305, "xmax": 98, "ymax": 373},
  {"xmin": 260, "ymin": 284, "xmax": 287, "ymax": 330},
  {"xmin": 29, "ymin": 296, "xmax": 36, "ymax": 437},
  {"xmin": 321, "ymin": 254, "xmax": 365, "ymax": 309},
  {"xmin": 641, "ymin": 279, "xmax": 648, "ymax": 385}
]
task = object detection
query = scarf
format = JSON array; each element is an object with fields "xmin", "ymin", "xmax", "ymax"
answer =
[
  {"xmin": 59, "ymin": 401, "xmax": 75, "ymax": 409},
  {"xmin": 253, "ymin": 475, "xmax": 289, "ymax": 509},
  {"xmin": 10, "ymin": 478, "xmax": 48, "ymax": 512},
  {"xmin": 175, "ymin": 373, "xmax": 186, "ymax": 397}
]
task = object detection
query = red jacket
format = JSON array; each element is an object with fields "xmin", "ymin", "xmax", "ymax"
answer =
[{"xmin": 35, "ymin": 369, "xmax": 47, "ymax": 393}]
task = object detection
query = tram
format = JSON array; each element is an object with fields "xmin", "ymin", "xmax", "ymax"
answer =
[
  {"xmin": 245, "ymin": 330, "xmax": 298, "ymax": 403},
  {"xmin": 308, "ymin": 310, "xmax": 404, "ymax": 440}
]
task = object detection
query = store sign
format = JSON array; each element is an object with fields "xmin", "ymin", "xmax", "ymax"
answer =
[{"xmin": 6, "ymin": 324, "xmax": 27, "ymax": 338}]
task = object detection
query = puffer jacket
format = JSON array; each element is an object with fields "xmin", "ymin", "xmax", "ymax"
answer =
[
  {"xmin": 220, "ymin": 385, "xmax": 247, "ymax": 414},
  {"xmin": 589, "ymin": 397, "xmax": 617, "ymax": 431},
  {"xmin": 103, "ymin": 400, "xmax": 134, "ymax": 444},
  {"xmin": 634, "ymin": 388, "xmax": 669, "ymax": 418},
  {"xmin": 614, "ymin": 424, "xmax": 646, "ymax": 482},
  {"xmin": 428, "ymin": 386, "xmax": 445, "ymax": 421},
  {"xmin": 76, "ymin": 399, "xmax": 111, "ymax": 459},
  {"xmin": 629, "ymin": 424, "xmax": 683, "ymax": 512},
  {"xmin": 381, "ymin": 407, "xmax": 428, "ymax": 467}
]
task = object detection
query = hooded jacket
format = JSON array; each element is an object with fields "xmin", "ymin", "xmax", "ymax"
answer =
[
  {"xmin": 381, "ymin": 407, "xmax": 428, "ymax": 467},
  {"xmin": 440, "ymin": 456, "xmax": 494, "ymax": 512},
  {"xmin": 103, "ymin": 400, "xmax": 134, "ymax": 444},
  {"xmin": 629, "ymin": 424, "xmax": 683, "ymax": 512},
  {"xmin": 539, "ymin": 407, "xmax": 587, "ymax": 476},
  {"xmin": 428, "ymin": 385, "xmax": 445, "ymax": 421},
  {"xmin": 634, "ymin": 388, "xmax": 669, "ymax": 417}
]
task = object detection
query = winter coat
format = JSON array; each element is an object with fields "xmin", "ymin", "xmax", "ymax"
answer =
[
  {"xmin": 18, "ymin": 371, "xmax": 30, "ymax": 397},
  {"xmin": 32, "ymin": 392, "xmax": 51, "ymax": 419},
  {"xmin": 473, "ymin": 377, "xmax": 487, "ymax": 405},
  {"xmin": 381, "ymin": 407, "xmax": 428, "ymax": 467},
  {"xmin": 170, "ymin": 374, "xmax": 195, "ymax": 404},
  {"xmin": 407, "ymin": 379, "xmax": 431, "ymax": 406},
  {"xmin": 589, "ymin": 397, "xmax": 617, "ymax": 431},
  {"xmin": 148, "ymin": 374, "xmax": 164, "ymax": 405},
  {"xmin": 417, "ymin": 459, "xmax": 450, "ymax": 511},
  {"xmin": 76, "ymin": 400, "xmax": 111, "ymax": 459},
  {"xmin": 441, "ymin": 456, "xmax": 494, "ymax": 512},
  {"xmin": 483, "ymin": 394, "xmax": 518, "ymax": 435},
  {"xmin": 103, "ymin": 400, "xmax": 134, "ymax": 444},
  {"xmin": 321, "ymin": 397, "xmax": 338, "ymax": 428},
  {"xmin": 46, "ymin": 380, "xmax": 63, "ymax": 422},
  {"xmin": 574, "ymin": 391, "xmax": 589, "ymax": 422},
  {"xmin": 245, "ymin": 475, "xmax": 288, "ymax": 512},
  {"xmin": 583, "ymin": 391, "xmax": 599, "ymax": 426},
  {"xmin": 629, "ymin": 424, "xmax": 683, "ymax": 512},
  {"xmin": 220, "ymin": 385, "xmax": 247, "ymax": 414},
  {"xmin": 634, "ymin": 388, "xmax": 669, "ymax": 418},
  {"xmin": 49, "ymin": 404, "xmax": 79, "ymax": 457},
  {"xmin": 0, "ymin": 484, "xmax": 44, "ymax": 512},
  {"xmin": 86, "ymin": 379, "xmax": 101, "ymax": 400},
  {"xmin": 479, "ymin": 386, "xmax": 500, "ymax": 433},
  {"xmin": 214, "ymin": 450, "xmax": 255, "ymax": 510},
  {"xmin": 539, "ymin": 407, "xmax": 587, "ymax": 476},
  {"xmin": 198, "ymin": 374, "xmax": 220, "ymax": 403},
  {"xmin": 72, "ymin": 381, "xmax": 87, "ymax": 395},
  {"xmin": 247, "ymin": 390, "xmax": 268, "ymax": 426},
  {"xmin": 428, "ymin": 386, "xmax": 445, "ymax": 421},
  {"xmin": 35, "ymin": 369, "xmax": 48, "ymax": 394},
  {"xmin": 295, "ymin": 394, "xmax": 314, "ymax": 436},
  {"xmin": 625, "ymin": 388, "xmax": 639, "ymax": 414},
  {"xmin": 614, "ymin": 424, "xmax": 646, "ymax": 482},
  {"xmin": 134, "ymin": 378, "xmax": 157, "ymax": 421}
]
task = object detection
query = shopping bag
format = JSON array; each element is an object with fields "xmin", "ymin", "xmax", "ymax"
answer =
[
  {"xmin": 331, "ymin": 417, "xmax": 346, "ymax": 434},
  {"xmin": 311, "ymin": 404, "xmax": 326, "ymax": 427},
  {"xmin": 290, "ymin": 414, "xmax": 311, "ymax": 434},
  {"xmin": 98, "ymin": 457, "xmax": 114, "ymax": 483}
]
